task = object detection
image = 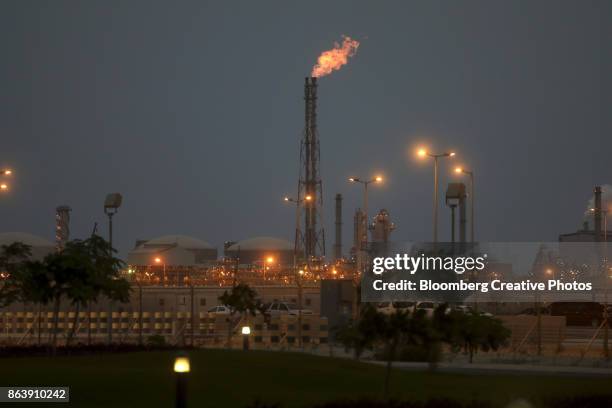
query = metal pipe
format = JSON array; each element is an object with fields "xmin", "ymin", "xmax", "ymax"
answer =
[
  {"xmin": 595, "ymin": 186, "xmax": 602, "ymax": 241},
  {"xmin": 433, "ymin": 156, "xmax": 438, "ymax": 243},
  {"xmin": 334, "ymin": 194, "xmax": 343, "ymax": 260},
  {"xmin": 450, "ymin": 205, "xmax": 456, "ymax": 243}
]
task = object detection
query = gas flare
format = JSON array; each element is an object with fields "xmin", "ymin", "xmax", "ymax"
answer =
[{"xmin": 311, "ymin": 35, "xmax": 360, "ymax": 78}]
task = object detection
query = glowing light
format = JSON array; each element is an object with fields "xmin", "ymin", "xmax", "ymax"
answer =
[
  {"xmin": 173, "ymin": 357, "xmax": 190, "ymax": 373},
  {"xmin": 241, "ymin": 326, "xmax": 251, "ymax": 335},
  {"xmin": 305, "ymin": 195, "xmax": 312, "ymax": 201},
  {"xmin": 266, "ymin": 257, "xmax": 274, "ymax": 263},
  {"xmin": 154, "ymin": 257, "xmax": 162, "ymax": 264},
  {"xmin": 455, "ymin": 167, "xmax": 463, "ymax": 173},
  {"xmin": 311, "ymin": 35, "xmax": 360, "ymax": 78},
  {"xmin": 449, "ymin": 152, "xmax": 456, "ymax": 157},
  {"xmin": 417, "ymin": 148, "xmax": 427, "ymax": 158},
  {"xmin": 375, "ymin": 176, "xmax": 383, "ymax": 182},
  {"xmin": 2, "ymin": 170, "xmax": 11, "ymax": 175},
  {"xmin": 0, "ymin": 184, "xmax": 7, "ymax": 190}
]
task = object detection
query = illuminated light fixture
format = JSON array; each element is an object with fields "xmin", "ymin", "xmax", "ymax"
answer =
[{"xmin": 173, "ymin": 357, "xmax": 190, "ymax": 373}]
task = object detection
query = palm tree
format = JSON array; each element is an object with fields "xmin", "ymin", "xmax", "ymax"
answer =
[
  {"xmin": 64, "ymin": 236, "xmax": 130, "ymax": 346},
  {"xmin": 380, "ymin": 309, "xmax": 410, "ymax": 399}
]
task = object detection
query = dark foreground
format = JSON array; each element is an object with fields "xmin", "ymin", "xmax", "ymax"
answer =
[{"xmin": 0, "ymin": 349, "xmax": 610, "ymax": 407}]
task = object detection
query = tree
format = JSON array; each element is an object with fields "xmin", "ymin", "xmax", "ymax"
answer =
[
  {"xmin": 0, "ymin": 242, "xmax": 34, "ymax": 307},
  {"xmin": 379, "ymin": 309, "xmax": 410, "ymax": 399},
  {"xmin": 63, "ymin": 235, "xmax": 130, "ymax": 346},
  {"xmin": 218, "ymin": 283, "xmax": 259, "ymax": 348},
  {"xmin": 453, "ymin": 312, "xmax": 510, "ymax": 363},
  {"xmin": 336, "ymin": 304, "xmax": 384, "ymax": 360},
  {"xmin": 1, "ymin": 237, "xmax": 130, "ymax": 352}
]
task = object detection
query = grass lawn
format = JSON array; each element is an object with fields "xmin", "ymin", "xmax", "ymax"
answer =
[{"xmin": 0, "ymin": 349, "xmax": 610, "ymax": 407}]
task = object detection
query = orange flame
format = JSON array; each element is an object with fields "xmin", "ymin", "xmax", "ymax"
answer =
[{"xmin": 311, "ymin": 35, "xmax": 360, "ymax": 78}]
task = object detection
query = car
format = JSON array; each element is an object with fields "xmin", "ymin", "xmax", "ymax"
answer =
[
  {"xmin": 452, "ymin": 305, "xmax": 474, "ymax": 314},
  {"xmin": 414, "ymin": 301, "xmax": 436, "ymax": 318},
  {"xmin": 376, "ymin": 301, "xmax": 416, "ymax": 315},
  {"xmin": 393, "ymin": 301, "xmax": 416, "ymax": 312},
  {"xmin": 265, "ymin": 302, "xmax": 312, "ymax": 316},
  {"xmin": 207, "ymin": 305, "xmax": 232, "ymax": 315},
  {"xmin": 376, "ymin": 302, "xmax": 395, "ymax": 314}
]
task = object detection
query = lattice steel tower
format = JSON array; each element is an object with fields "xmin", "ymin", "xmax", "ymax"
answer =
[{"xmin": 296, "ymin": 77, "xmax": 325, "ymax": 262}]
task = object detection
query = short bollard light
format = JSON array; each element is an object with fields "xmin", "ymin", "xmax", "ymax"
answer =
[
  {"xmin": 174, "ymin": 356, "xmax": 190, "ymax": 408},
  {"xmin": 241, "ymin": 326, "xmax": 251, "ymax": 351}
]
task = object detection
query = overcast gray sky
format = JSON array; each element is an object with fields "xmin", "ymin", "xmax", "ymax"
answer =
[{"xmin": 0, "ymin": 1, "xmax": 610, "ymax": 258}]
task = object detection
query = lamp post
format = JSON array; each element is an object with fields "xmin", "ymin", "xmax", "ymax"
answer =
[
  {"xmin": 348, "ymin": 176, "xmax": 382, "ymax": 321},
  {"xmin": 103, "ymin": 193, "xmax": 122, "ymax": 345},
  {"xmin": 348, "ymin": 176, "xmax": 383, "ymax": 274},
  {"xmin": 590, "ymin": 207, "xmax": 609, "ymax": 359},
  {"xmin": 284, "ymin": 194, "xmax": 312, "ymax": 349},
  {"xmin": 173, "ymin": 356, "xmax": 190, "ymax": 408},
  {"xmin": 454, "ymin": 167, "xmax": 475, "ymax": 243},
  {"xmin": 241, "ymin": 325, "xmax": 251, "ymax": 351},
  {"xmin": 417, "ymin": 149, "xmax": 455, "ymax": 243}
]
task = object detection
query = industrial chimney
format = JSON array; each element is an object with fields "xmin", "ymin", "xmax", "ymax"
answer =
[
  {"xmin": 334, "ymin": 194, "xmax": 342, "ymax": 260},
  {"xmin": 594, "ymin": 186, "xmax": 602, "ymax": 241},
  {"xmin": 297, "ymin": 77, "xmax": 325, "ymax": 262},
  {"xmin": 55, "ymin": 205, "xmax": 71, "ymax": 251}
]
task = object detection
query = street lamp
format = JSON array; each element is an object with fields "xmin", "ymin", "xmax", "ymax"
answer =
[
  {"xmin": 416, "ymin": 148, "xmax": 455, "ymax": 243},
  {"xmin": 241, "ymin": 325, "xmax": 251, "ymax": 351},
  {"xmin": 103, "ymin": 192, "xmax": 122, "ymax": 345},
  {"xmin": 173, "ymin": 356, "xmax": 190, "ymax": 408},
  {"xmin": 348, "ymin": 175, "xmax": 383, "ymax": 321},
  {"xmin": 0, "ymin": 183, "xmax": 7, "ymax": 191},
  {"xmin": 283, "ymin": 194, "xmax": 313, "ymax": 348},
  {"xmin": 454, "ymin": 166, "xmax": 475, "ymax": 243},
  {"xmin": 284, "ymin": 194, "xmax": 312, "ymax": 265},
  {"xmin": 348, "ymin": 176, "xmax": 383, "ymax": 274}
]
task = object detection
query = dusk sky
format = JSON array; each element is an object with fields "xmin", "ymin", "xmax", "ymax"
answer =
[{"xmin": 1, "ymin": 1, "xmax": 609, "ymax": 258}]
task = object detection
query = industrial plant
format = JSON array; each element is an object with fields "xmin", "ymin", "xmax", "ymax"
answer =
[{"xmin": 0, "ymin": 40, "xmax": 609, "ymax": 362}]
